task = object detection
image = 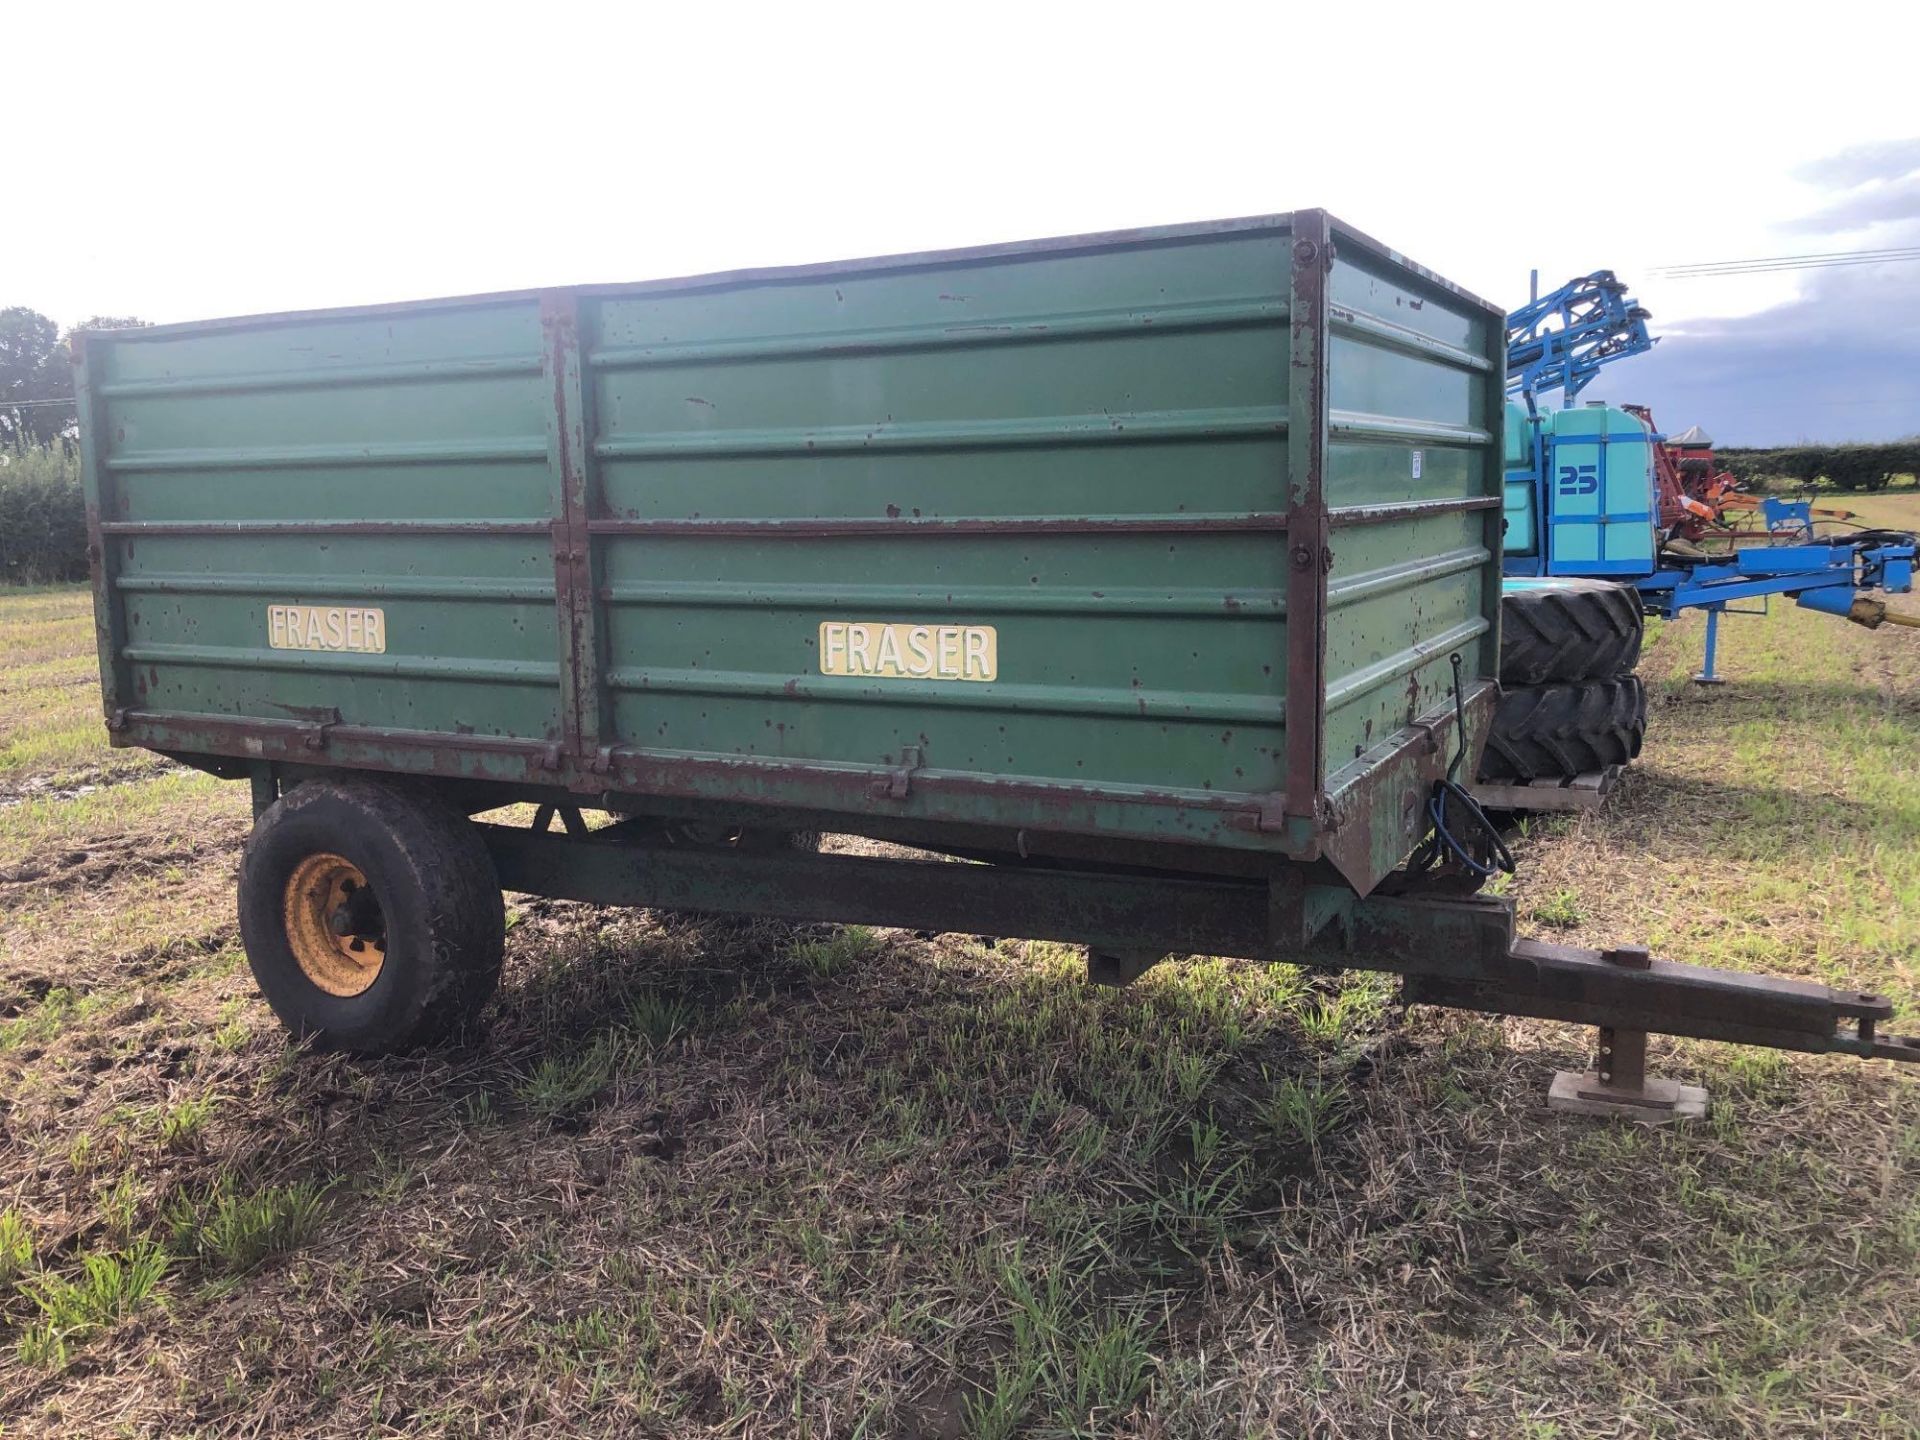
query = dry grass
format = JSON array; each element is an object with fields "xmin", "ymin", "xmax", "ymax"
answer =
[{"xmin": 0, "ymin": 537, "xmax": 1917, "ymax": 1437}]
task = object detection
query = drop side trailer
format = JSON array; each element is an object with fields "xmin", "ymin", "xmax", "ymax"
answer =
[{"xmin": 73, "ymin": 212, "xmax": 1915, "ymax": 1114}]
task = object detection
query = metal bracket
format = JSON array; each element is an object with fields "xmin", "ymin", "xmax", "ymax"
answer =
[
  {"xmin": 874, "ymin": 745, "xmax": 924, "ymax": 801},
  {"xmin": 1253, "ymin": 791, "xmax": 1291, "ymax": 833},
  {"xmin": 531, "ymin": 804, "xmax": 590, "ymax": 838},
  {"xmin": 1087, "ymin": 949, "xmax": 1165, "ymax": 988},
  {"xmin": 272, "ymin": 702, "xmax": 343, "ymax": 752}
]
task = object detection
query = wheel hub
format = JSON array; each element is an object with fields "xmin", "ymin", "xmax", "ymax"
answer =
[{"xmin": 283, "ymin": 853, "xmax": 387, "ymax": 996}]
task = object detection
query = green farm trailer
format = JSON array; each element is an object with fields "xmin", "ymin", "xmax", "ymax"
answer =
[{"xmin": 73, "ymin": 212, "xmax": 1914, "ymax": 1114}]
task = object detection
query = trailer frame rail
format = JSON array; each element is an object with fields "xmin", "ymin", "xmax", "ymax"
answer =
[{"xmin": 479, "ymin": 821, "xmax": 1917, "ymax": 1092}]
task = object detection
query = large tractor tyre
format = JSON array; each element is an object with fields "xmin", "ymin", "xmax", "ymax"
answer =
[
  {"xmin": 1478, "ymin": 677, "xmax": 1647, "ymax": 782},
  {"xmin": 1499, "ymin": 580, "xmax": 1644, "ymax": 687},
  {"xmin": 238, "ymin": 777, "xmax": 505, "ymax": 1054}
]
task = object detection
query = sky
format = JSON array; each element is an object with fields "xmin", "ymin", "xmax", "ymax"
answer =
[{"xmin": 7, "ymin": 1, "xmax": 1918, "ymax": 445}]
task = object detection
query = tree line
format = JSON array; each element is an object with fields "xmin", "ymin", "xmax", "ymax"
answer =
[
  {"xmin": 1, "ymin": 306, "xmax": 147, "ymax": 448},
  {"xmin": 1716, "ymin": 439, "xmax": 1920, "ymax": 492},
  {"xmin": 0, "ymin": 308, "xmax": 145, "ymax": 582}
]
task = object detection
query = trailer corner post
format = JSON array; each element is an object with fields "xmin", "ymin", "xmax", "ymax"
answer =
[
  {"xmin": 71, "ymin": 329, "xmax": 130, "ymax": 733},
  {"xmin": 1282, "ymin": 208, "xmax": 1332, "ymax": 830},
  {"xmin": 540, "ymin": 290, "xmax": 607, "ymax": 780}
]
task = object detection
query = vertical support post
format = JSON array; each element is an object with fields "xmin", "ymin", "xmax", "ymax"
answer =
[
  {"xmin": 249, "ymin": 765, "xmax": 278, "ymax": 819},
  {"xmin": 1694, "ymin": 604, "xmax": 1726, "ymax": 685},
  {"xmin": 1547, "ymin": 945, "xmax": 1706, "ymax": 1122},
  {"xmin": 1595, "ymin": 1026, "xmax": 1644, "ymax": 1089},
  {"xmin": 541, "ymin": 292, "xmax": 608, "ymax": 778},
  {"xmin": 1281, "ymin": 209, "xmax": 1332, "ymax": 833},
  {"xmin": 70, "ymin": 331, "xmax": 129, "ymax": 734}
]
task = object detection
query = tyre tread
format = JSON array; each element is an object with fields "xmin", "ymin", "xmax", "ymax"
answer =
[
  {"xmin": 1500, "ymin": 581, "xmax": 1643, "ymax": 686},
  {"xmin": 1479, "ymin": 677, "xmax": 1647, "ymax": 782},
  {"xmin": 239, "ymin": 778, "xmax": 504, "ymax": 1053}
]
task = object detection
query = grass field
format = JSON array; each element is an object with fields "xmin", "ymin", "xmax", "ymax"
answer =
[{"xmin": 1, "ymin": 500, "xmax": 1917, "ymax": 1437}]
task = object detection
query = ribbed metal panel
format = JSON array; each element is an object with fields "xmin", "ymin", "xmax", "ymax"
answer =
[{"xmin": 76, "ymin": 213, "xmax": 1506, "ymax": 892}]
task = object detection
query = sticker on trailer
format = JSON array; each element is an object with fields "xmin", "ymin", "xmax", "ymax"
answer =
[
  {"xmin": 817, "ymin": 622, "xmax": 996, "ymax": 682},
  {"xmin": 268, "ymin": 605, "xmax": 387, "ymax": 654},
  {"xmin": 1411, "ymin": 449, "xmax": 1423, "ymax": 480}
]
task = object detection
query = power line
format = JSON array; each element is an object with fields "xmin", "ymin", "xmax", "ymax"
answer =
[
  {"xmin": 0, "ymin": 396, "xmax": 79, "ymax": 409},
  {"xmin": 1659, "ymin": 254, "xmax": 1920, "ymax": 278},
  {"xmin": 1663, "ymin": 250, "xmax": 1920, "ymax": 273},
  {"xmin": 1656, "ymin": 244, "xmax": 1920, "ymax": 271},
  {"xmin": 1652, "ymin": 246, "xmax": 1920, "ymax": 279}
]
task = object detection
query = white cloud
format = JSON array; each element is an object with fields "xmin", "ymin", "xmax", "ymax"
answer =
[{"xmin": 5, "ymin": 0, "xmax": 1918, "ymax": 441}]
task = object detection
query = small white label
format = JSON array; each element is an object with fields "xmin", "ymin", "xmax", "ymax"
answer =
[
  {"xmin": 268, "ymin": 604, "xmax": 387, "ymax": 654},
  {"xmin": 1411, "ymin": 449, "xmax": 1424, "ymax": 480}
]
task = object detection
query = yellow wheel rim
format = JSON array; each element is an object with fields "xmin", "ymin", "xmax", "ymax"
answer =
[{"xmin": 283, "ymin": 853, "xmax": 386, "ymax": 997}]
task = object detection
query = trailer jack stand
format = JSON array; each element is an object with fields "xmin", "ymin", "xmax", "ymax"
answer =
[
  {"xmin": 1692, "ymin": 605, "xmax": 1727, "ymax": 686},
  {"xmin": 1547, "ymin": 1026, "xmax": 1708, "ymax": 1122}
]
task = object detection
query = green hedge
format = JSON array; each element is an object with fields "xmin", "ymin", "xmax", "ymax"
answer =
[
  {"xmin": 0, "ymin": 446, "xmax": 88, "ymax": 584},
  {"xmin": 1716, "ymin": 439, "xmax": 1920, "ymax": 492}
]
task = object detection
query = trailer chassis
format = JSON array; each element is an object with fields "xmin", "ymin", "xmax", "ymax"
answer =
[{"xmin": 473, "ymin": 809, "xmax": 1918, "ymax": 1119}]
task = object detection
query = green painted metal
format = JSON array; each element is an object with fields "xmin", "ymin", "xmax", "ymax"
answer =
[
  {"xmin": 1502, "ymin": 400, "xmax": 1537, "ymax": 554},
  {"xmin": 77, "ymin": 213, "xmax": 1507, "ymax": 894}
]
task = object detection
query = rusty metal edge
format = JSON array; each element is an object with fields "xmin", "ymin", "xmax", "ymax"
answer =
[
  {"xmin": 583, "ymin": 514, "xmax": 1293, "ymax": 537},
  {"xmin": 95, "ymin": 517, "xmax": 1293, "ymax": 539},
  {"xmin": 118, "ymin": 711, "xmax": 1312, "ymax": 852},
  {"xmin": 1282, "ymin": 210, "xmax": 1332, "ymax": 833},
  {"xmin": 540, "ymin": 293, "xmax": 599, "ymax": 768},
  {"xmin": 97, "ymin": 521, "xmax": 551, "ymax": 537},
  {"xmin": 1327, "ymin": 496, "xmax": 1502, "ymax": 528},
  {"xmin": 1317, "ymin": 681, "xmax": 1497, "ymax": 894}
]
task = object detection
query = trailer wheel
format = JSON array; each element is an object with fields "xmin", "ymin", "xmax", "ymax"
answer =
[
  {"xmin": 238, "ymin": 778, "xmax": 504, "ymax": 1054},
  {"xmin": 1478, "ymin": 677, "xmax": 1647, "ymax": 782},
  {"xmin": 1499, "ymin": 579, "xmax": 1644, "ymax": 686}
]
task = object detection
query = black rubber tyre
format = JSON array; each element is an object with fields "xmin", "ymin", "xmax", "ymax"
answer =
[
  {"xmin": 1478, "ymin": 677, "xmax": 1647, "ymax": 782},
  {"xmin": 238, "ymin": 777, "xmax": 504, "ymax": 1054},
  {"xmin": 1499, "ymin": 580, "xmax": 1643, "ymax": 687}
]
